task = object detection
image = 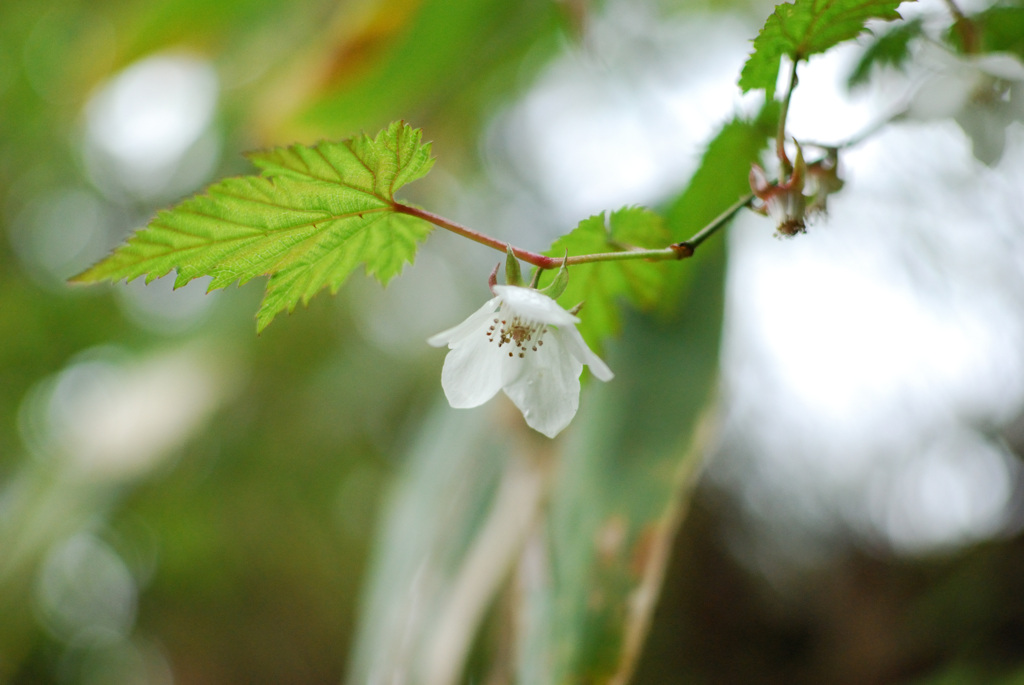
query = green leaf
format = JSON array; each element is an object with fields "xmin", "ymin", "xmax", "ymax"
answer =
[
  {"xmin": 739, "ymin": 0, "xmax": 908, "ymax": 99},
  {"xmin": 346, "ymin": 406, "xmax": 515, "ymax": 685},
  {"xmin": 660, "ymin": 103, "xmax": 779, "ymax": 313},
  {"xmin": 848, "ymin": 17, "xmax": 923, "ymax": 88},
  {"xmin": 515, "ymin": 112, "xmax": 775, "ymax": 683},
  {"xmin": 543, "ymin": 207, "xmax": 671, "ymax": 353},
  {"xmin": 72, "ymin": 121, "xmax": 435, "ymax": 332},
  {"xmin": 968, "ymin": 5, "xmax": 1024, "ymax": 61},
  {"xmin": 520, "ymin": 230, "xmax": 726, "ymax": 685}
]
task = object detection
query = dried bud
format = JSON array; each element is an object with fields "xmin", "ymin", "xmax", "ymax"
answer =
[
  {"xmin": 750, "ymin": 146, "xmax": 807, "ymax": 236},
  {"xmin": 805, "ymin": 148, "xmax": 843, "ymax": 215},
  {"xmin": 749, "ymin": 142, "xmax": 843, "ymax": 236}
]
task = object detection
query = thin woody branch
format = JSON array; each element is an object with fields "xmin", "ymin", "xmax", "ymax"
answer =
[
  {"xmin": 672, "ymin": 192, "xmax": 755, "ymax": 257},
  {"xmin": 393, "ymin": 204, "xmax": 561, "ymax": 269},
  {"xmin": 396, "ymin": 191, "xmax": 755, "ymax": 273}
]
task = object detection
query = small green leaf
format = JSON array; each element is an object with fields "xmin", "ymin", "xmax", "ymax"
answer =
[
  {"xmin": 848, "ymin": 17, "xmax": 923, "ymax": 88},
  {"xmin": 739, "ymin": 0, "xmax": 908, "ymax": 99},
  {"xmin": 544, "ymin": 207, "xmax": 671, "ymax": 353},
  {"xmin": 72, "ymin": 121, "xmax": 435, "ymax": 332}
]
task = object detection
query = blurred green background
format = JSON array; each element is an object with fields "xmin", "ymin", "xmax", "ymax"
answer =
[{"xmin": 3, "ymin": 0, "xmax": 1024, "ymax": 683}]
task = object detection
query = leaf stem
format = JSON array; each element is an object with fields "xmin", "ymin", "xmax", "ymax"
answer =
[{"xmin": 394, "ymin": 204, "xmax": 560, "ymax": 268}]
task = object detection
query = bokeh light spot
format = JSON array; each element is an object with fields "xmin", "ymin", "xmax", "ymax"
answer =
[{"xmin": 83, "ymin": 53, "xmax": 220, "ymax": 200}]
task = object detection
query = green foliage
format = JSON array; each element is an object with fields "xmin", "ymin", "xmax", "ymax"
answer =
[
  {"xmin": 969, "ymin": 5, "xmax": 1024, "ymax": 60},
  {"xmin": 848, "ymin": 17, "xmax": 923, "ymax": 88},
  {"xmin": 348, "ymin": 113, "xmax": 776, "ymax": 685},
  {"xmin": 666, "ymin": 106, "xmax": 779, "ymax": 236},
  {"xmin": 739, "ymin": 0, "xmax": 908, "ymax": 99},
  {"xmin": 515, "ymin": 114, "xmax": 774, "ymax": 683},
  {"xmin": 660, "ymin": 104, "xmax": 779, "ymax": 314},
  {"xmin": 544, "ymin": 207, "xmax": 671, "ymax": 352},
  {"xmin": 912, "ymin": 661, "xmax": 1024, "ymax": 685},
  {"xmin": 292, "ymin": 0, "xmax": 566, "ymax": 138},
  {"xmin": 72, "ymin": 122, "xmax": 435, "ymax": 332},
  {"xmin": 345, "ymin": 407, "xmax": 514, "ymax": 685}
]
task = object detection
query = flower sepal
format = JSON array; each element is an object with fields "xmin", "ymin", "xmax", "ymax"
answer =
[
  {"xmin": 504, "ymin": 246, "xmax": 524, "ymax": 287},
  {"xmin": 537, "ymin": 251, "xmax": 569, "ymax": 300}
]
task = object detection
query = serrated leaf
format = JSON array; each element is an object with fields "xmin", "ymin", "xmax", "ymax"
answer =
[
  {"xmin": 543, "ymin": 207, "xmax": 671, "ymax": 353},
  {"xmin": 72, "ymin": 121, "xmax": 435, "ymax": 332},
  {"xmin": 739, "ymin": 0, "xmax": 908, "ymax": 99},
  {"xmin": 848, "ymin": 17, "xmax": 923, "ymax": 88}
]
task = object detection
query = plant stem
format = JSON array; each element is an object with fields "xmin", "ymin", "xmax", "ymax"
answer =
[
  {"xmin": 776, "ymin": 58, "xmax": 800, "ymax": 174},
  {"xmin": 396, "ymin": 196, "xmax": 753, "ymax": 271},
  {"xmin": 671, "ymin": 192, "xmax": 755, "ymax": 258},
  {"xmin": 393, "ymin": 204, "xmax": 558, "ymax": 268},
  {"xmin": 942, "ymin": 0, "xmax": 979, "ymax": 53}
]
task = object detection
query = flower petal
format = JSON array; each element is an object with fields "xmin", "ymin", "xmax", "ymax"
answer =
[
  {"xmin": 559, "ymin": 326, "xmax": 614, "ymax": 382},
  {"xmin": 973, "ymin": 52, "xmax": 1024, "ymax": 82},
  {"xmin": 427, "ymin": 296, "xmax": 501, "ymax": 348},
  {"xmin": 492, "ymin": 285, "xmax": 579, "ymax": 327},
  {"xmin": 439, "ymin": 329, "xmax": 505, "ymax": 408},
  {"xmin": 503, "ymin": 330, "xmax": 583, "ymax": 438},
  {"xmin": 956, "ymin": 105, "xmax": 1010, "ymax": 166}
]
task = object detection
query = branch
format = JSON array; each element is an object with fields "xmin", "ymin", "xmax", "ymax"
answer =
[
  {"xmin": 396, "ymin": 194, "xmax": 754, "ymax": 271},
  {"xmin": 394, "ymin": 204, "xmax": 560, "ymax": 268},
  {"xmin": 671, "ymin": 192, "xmax": 755, "ymax": 258}
]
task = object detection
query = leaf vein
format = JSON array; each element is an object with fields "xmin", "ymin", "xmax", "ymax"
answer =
[{"xmin": 314, "ymin": 146, "xmax": 346, "ymax": 184}]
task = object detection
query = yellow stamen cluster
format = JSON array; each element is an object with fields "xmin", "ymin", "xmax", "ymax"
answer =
[{"xmin": 486, "ymin": 313, "xmax": 547, "ymax": 359}]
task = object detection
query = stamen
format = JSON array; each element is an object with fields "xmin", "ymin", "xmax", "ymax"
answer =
[{"xmin": 490, "ymin": 306, "xmax": 550, "ymax": 360}]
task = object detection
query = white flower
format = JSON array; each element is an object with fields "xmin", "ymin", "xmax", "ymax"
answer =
[
  {"xmin": 908, "ymin": 48, "xmax": 1024, "ymax": 165},
  {"xmin": 427, "ymin": 284, "xmax": 613, "ymax": 438}
]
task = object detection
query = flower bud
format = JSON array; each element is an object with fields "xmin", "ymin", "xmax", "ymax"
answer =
[{"xmin": 504, "ymin": 246, "xmax": 523, "ymax": 286}]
